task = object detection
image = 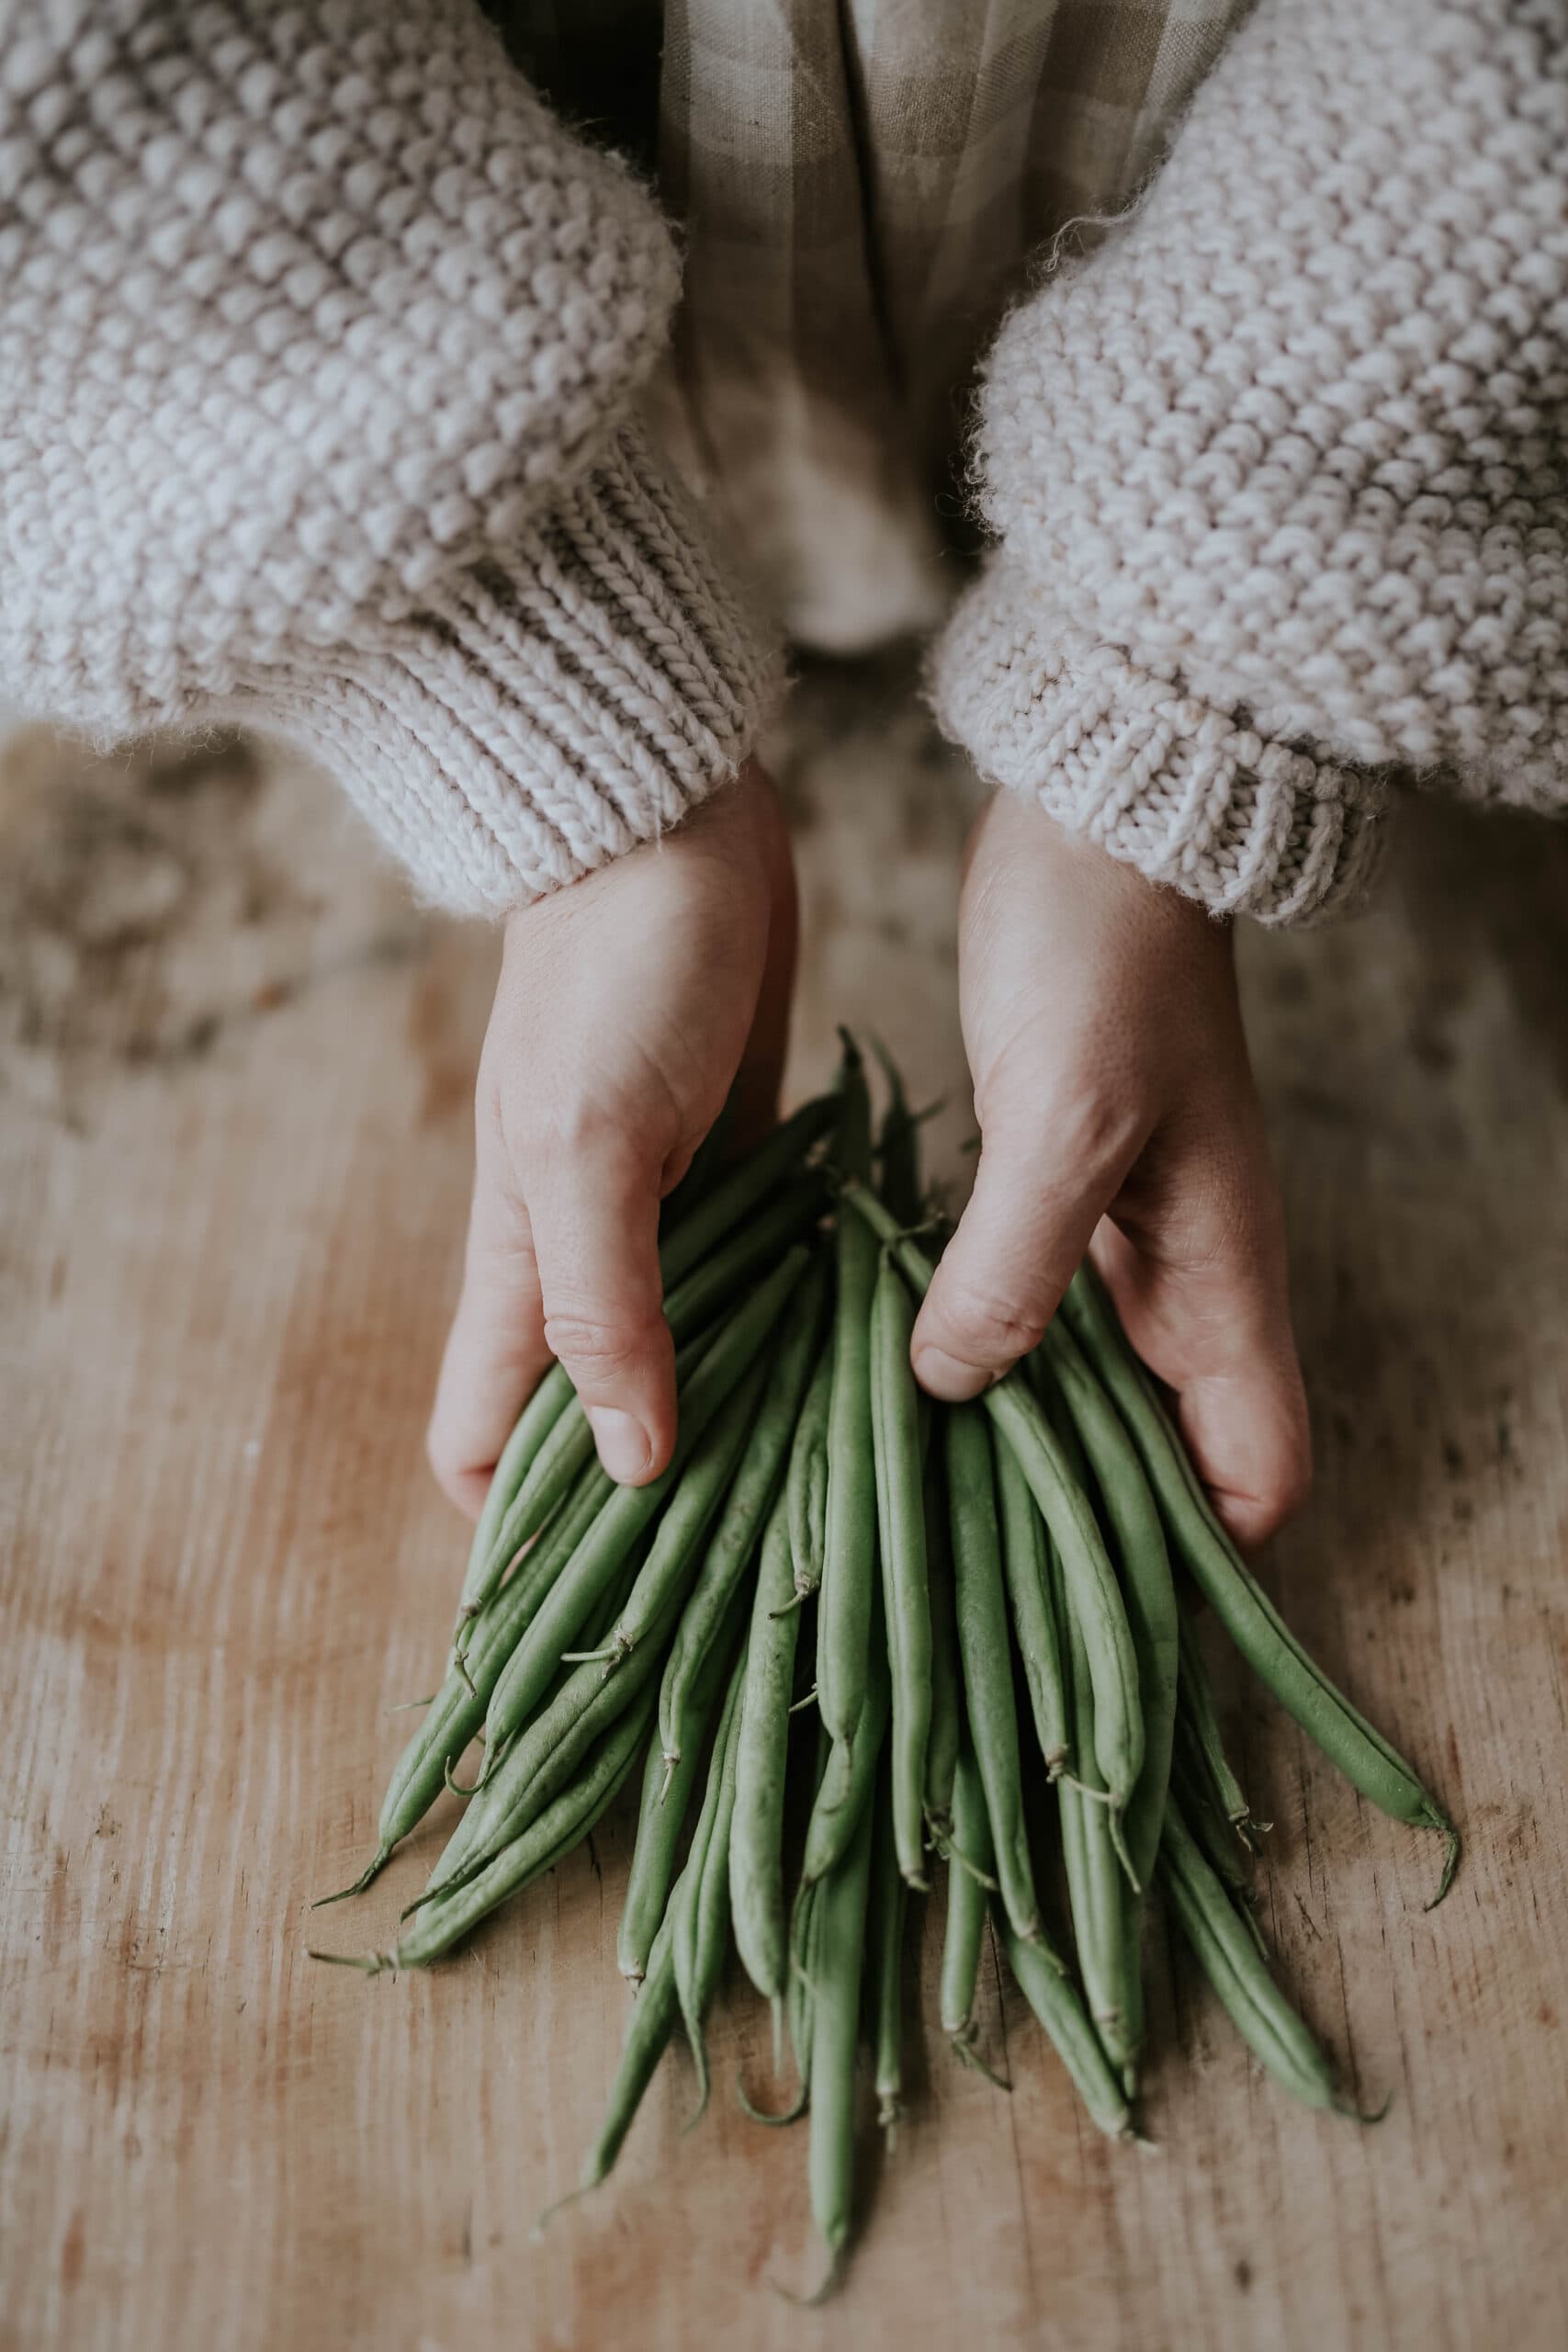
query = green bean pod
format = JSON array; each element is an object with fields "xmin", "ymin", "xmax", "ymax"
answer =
[
  {"xmin": 730, "ymin": 1488, "xmax": 803, "ymax": 2007},
  {"xmin": 473, "ymin": 1185, "xmax": 824, "ymax": 1613},
  {"xmin": 1057, "ymin": 1577, "xmax": 1143, "ymax": 2088},
  {"xmin": 483, "ymin": 1250, "xmax": 808, "ymax": 1752},
  {"xmin": 1161, "ymin": 1804, "xmax": 1338, "ymax": 2110},
  {"xmin": 1169, "ymin": 1726, "xmax": 1259, "ymax": 1927},
  {"xmin": 944, "ymin": 1407, "xmax": 1051, "ymax": 1954},
  {"xmin": 658, "ymin": 1091, "xmax": 837, "ymax": 1290},
  {"xmin": 871, "ymin": 1037, "xmax": 924, "ymax": 1227},
  {"xmin": 839, "ymin": 1183, "xmax": 1144, "ymax": 1838},
  {"xmin": 671, "ymin": 1640, "xmax": 750, "ymax": 2119},
  {"xmin": 575, "ymin": 1903, "xmax": 682, "ymax": 2197},
  {"xmin": 940, "ymin": 1746, "xmax": 994, "ymax": 2052},
  {"xmin": 316, "ymin": 1685, "xmax": 655, "ymax": 1975},
  {"xmin": 1061, "ymin": 1262, "xmax": 1457, "ymax": 1901},
  {"xmin": 1176, "ymin": 1601, "xmax": 1253, "ymax": 1832},
  {"xmin": 1001, "ymin": 1920, "xmax": 1135, "ymax": 2143},
  {"xmin": 784, "ymin": 1343, "xmax": 834, "ymax": 1603},
  {"xmin": 817, "ymin": 1050, "xmax": 878, "ymax": 1775},
  {"xmin": 319, "ymin": 1458, "xmax": 613, "ymax": 1900},
  {"xmin": 922, "ymin": 1452, "xmax": 961, "ymax": 1850},
  {"xmin": 806, "ymin": 1775, "xmax": 876, "ymax": 2289},
  {"xmin": 801, "ymin": 1586, "xmax": 890, "ymax": 1884},
  {"xmin": 994, "ymin": 1433, "xmax": 1069, "ymax": 1781},
  {"xmin": 660, "ymin": 1261, "xmax": 828, "ymax": 1770},
  {"xmin": 443, "ymin": 1355, "xmax": 772, "ymax": 1895},
  {"xmin": 1038, "ymin": 1314, "xmax": 1178, "ymax": 1892},
  {"xmin": 870, "ymin": 1256, "xmax": 932, "ymax": 1888},
  {"xmin": 618, "ymin": 1575, "xmax": 750, "ymax": 1984},
  {"xmin": 453, "ymin": 1363, "xmax": 574, "ymax": 1637},
  {"xmin": 867, "ymin": 1758, "xmax": 908, "ymax": 2133},
  {"xmin": 1040, "ymin": 1385, "xmax": 1144, "ymax": 2085}
]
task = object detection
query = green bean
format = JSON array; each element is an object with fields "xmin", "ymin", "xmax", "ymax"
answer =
[
  {"xmin": 658, "ymin": 1091, "xmax": 837, "ymax": 1290},
  {"xmin": 570, "ymin": 1899, "xmax": 682, "ymax": 2200},
  {"xmin": 1058, "ymin": 1564, "xmax": 1143, "ymax": 2088},
  {"xmin": 994, "ymin": 1434, "xmax": 1069, "ymax": 1781},
  {"xmin": 1038, "ymin": 1385, "xmax": 1143, "ymax": 2086},
  {"xmin": 784, "ymin": 1342, "xmax": 834, "ymax": 1605},
  {"xmin": 470, "ymin": 1184, "xmax": 825, "ymax": 1623},
  {"xmin": 840, "ymin": 1184, "xmax": 1144, "ymax": 1849},
  {"xmin": 871, "ymin": 1037, "xmax": 924, "ymax": 1227},
  {"xmin": 422, "ymin": 1532, "xmax": 656, "ymax": 1903},
  {"xmin": 312, "ymin": 1683, "xmax": 654, "ymax": 1976},
  {"xmin": 801, "ymin": 1582, "xmax": 889, "ymax": 1884},
  {"xmin": 660, "ymin": 1261, "xmax": 828, "ymax": 1773},
  {"xmin": 483, "ymin": 1250, "xmax": 809, "ymax": 1753},
  {"xmin": 730, "ymin": 1487, "xmax": 802, "ymax": 2010},
  {"xmin": 619, "ymin": 1576, "xmax": 750, "ymax": 1984},
  {"xmin": 1161, "ymin": 1804, "xmax": 1340, "ymax": 2110},
  {"xmin": 671, "ymin": 1640, "xmax": 749, "ymax": 2120},
  {"xmin": 452, "ymin": 1363, "xmax": 575, "ymax": 1642},
  {"xmin": 817, "ymin": 1049, "xmax": 879, "ymax": 1781},
  {"xmin": 940, "ymin": 1746, "xmax": 994, "ymax": 2062},
  {"xmin": 1169, "ymin": 1726, "xmax": 1261, "ymax": 1938},
  {"xmin": 1001, "ymin": 1921, "xmax": 1135, "ymax": 2143},
  {"xmin": 438, "ymin": 1353, "xmax": 773, "ymax": 1897},
  {"xmin": 805, "ymin": 1775, "xmax": 876, "ymax": 2295},
  {"xmin": 1040, "ymin": 1314, "xmax": 1177, "ymax": 1894},
  {"xmin": 944, "ymin": 1407, "xmax": 1051, "ymax": 1954},
  {"xmin": 867, "ymin": 1756, "xmax": 908, "ymax": 2135},
  {"xmin": 1177, "ymin": 1601, "xmax": 1253, "ymax": 1834},
  {"xmin": 317, "ymin": 1456, "xmax": 614, "ymax": 1901},
  {"xmin": 1061, "ymin": 1261, "xmax": 1458, "ymax": 1902},
  {"xmin": 870, "ymin": 1256, "xmax": 931, "ymax": 1888},
  {"xmin": 922, "ymin": 1452, "xmax": 962, "ymax": 1851}
]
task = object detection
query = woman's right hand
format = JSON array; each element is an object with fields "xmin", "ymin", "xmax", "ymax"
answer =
[{"xmin": 426, "ymin": 759, "xmax": 797, "ymax": 1518}]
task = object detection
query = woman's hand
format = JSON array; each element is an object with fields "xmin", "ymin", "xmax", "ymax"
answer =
[
  {"xmin": 912, "ymin": 791, "xmax": 1310, "ymax": 1550},
  {"xmin": 427, "ymin": 761, "xmax": 796, "ymax": 1518}
]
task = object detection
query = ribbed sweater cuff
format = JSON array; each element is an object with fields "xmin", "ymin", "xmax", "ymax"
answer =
[
  {"xmin": 242, "ymin": 425, "xmax": 781, "ymax": 914},
  {"xmin": 930, "ymin": 561, "xmax": 1391, "ymax": 926}
]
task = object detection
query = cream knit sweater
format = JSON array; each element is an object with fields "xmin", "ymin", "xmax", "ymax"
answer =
[{"xmin": 3, "ymin": 0, "xmax": 1564, "ymax": 923}]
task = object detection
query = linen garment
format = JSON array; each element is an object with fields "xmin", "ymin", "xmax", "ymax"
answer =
[{"xmin": 3, "ymin": 1, "xmax": 1564, "ymax": 922}]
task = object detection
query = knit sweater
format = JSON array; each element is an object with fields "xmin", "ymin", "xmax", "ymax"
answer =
[
  {"xmin": 931, "ymin": 0, "xmax": 1568, "ymax": 923},
  {"xmin": 0, "ymin": 1, "xmax": 777, "ymax": 912},
  {"xmin": 4, "ymin": 1, "xmax": 1564, "ymax": 923}
]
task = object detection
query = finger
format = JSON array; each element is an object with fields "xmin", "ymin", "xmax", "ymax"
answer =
[
  {"xmin": 427, "ymin": 1161, "xmax": 552, "ymax": 1521},
  {"xmin": 911, "ymin": 1090, "xmax": 1143, "ymax": 1400},
  {"xmin": 1093, "ymin": 1182, "xmax": 1311, "ymax": 1553},
  {"xmin": 526, "ymin": 1121, "xmax": 676, "ymax": 1486},
  {"xmin": 726, "ymin": 776, "xmax": 799, "ymax": 1154}
]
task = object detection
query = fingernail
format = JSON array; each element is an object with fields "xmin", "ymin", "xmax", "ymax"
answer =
[
  {"xmin": 588, "ymin": 1407, "xmax": 652, "ymax": 1484},
  {"xmin": 912, "ymin": 1346, "xmax": 991, "ymax": 1403}
]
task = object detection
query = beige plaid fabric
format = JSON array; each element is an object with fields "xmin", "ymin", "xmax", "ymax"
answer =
[{"xmin": 491, "ymin": 1, "xmax": 1253, "ymax": 646}]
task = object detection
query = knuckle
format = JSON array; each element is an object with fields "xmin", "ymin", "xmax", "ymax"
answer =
[
  {"xmin": 542, "ymin": 1304, "xmax": 663, "ymax": 1381},
  {"xmin": 937, "ymin": 1281, "xmax": 1048, "ymax": 1368}
]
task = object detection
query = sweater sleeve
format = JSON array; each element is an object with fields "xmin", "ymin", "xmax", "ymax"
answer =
[
  {"xmin": 930, "ymin": 0, "xmax": 1568, "ymax": 925},
  {"xmin": 0, "ymin": 2, "xmax": 777, "ymax": 913}
]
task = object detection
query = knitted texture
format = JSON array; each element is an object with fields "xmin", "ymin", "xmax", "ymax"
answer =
[
  {"xmin": 931, "ymin": 0, "xmax": 1568, "ymax": 925},
  {"xmin": 0, "ymin": 1, "xmax": 775, "ymax": 911}
]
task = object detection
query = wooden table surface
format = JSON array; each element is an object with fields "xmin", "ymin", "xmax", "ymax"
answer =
[{"xmin": 4, "ymin": 668, "xmax": 1567, "ymax": 2352}]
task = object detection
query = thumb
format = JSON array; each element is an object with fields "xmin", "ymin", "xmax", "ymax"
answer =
[
  {"xmin": 525, "ymin": 1122, "xmax": 677, "ymax": 1487},
  {"xmin": 912, "ymin": 1093, "xmax": 1142, "ymax": 1400}
]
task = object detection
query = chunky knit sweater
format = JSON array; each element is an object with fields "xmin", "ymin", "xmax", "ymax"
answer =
[{"xmin": 3, "ymin": 0, "xmax": 1564, "ymax": 923}]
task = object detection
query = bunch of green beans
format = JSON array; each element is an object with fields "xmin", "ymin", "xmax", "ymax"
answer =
[{"xmin": 310, "ymin": 1042, "xmax": 1460, "ymax": 2301}]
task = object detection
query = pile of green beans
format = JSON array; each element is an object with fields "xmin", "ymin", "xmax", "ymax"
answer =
[{"xmin": 311, "ymin": 1040, "xmax": 1459, "ymax": 2301}]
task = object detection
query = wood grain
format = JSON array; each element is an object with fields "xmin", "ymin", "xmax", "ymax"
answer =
[{"xmin": 3, "ymin": 677, "xmax": 1566, "ymax": 2352}]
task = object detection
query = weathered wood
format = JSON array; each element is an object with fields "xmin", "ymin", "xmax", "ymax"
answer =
[{"xmin": 3, "ymin": 680, "xmax": 1566, "ymax": 2350}]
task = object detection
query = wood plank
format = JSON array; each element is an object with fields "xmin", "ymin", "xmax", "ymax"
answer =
[{"xmin": 3, "ymin": 676, "xmax": 1566, "ymax": 2351}]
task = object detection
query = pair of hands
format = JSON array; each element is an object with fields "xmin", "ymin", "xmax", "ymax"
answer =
[{"xmin": 429, "ymin": 763, "xmax": 1310, "ymax": 1552}]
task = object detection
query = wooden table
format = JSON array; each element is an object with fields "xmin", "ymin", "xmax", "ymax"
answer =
[{"xmin": 5, "ymin": 673, "xmax": 1567, "ymax": 2351}]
